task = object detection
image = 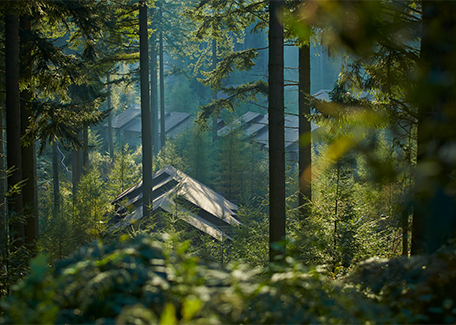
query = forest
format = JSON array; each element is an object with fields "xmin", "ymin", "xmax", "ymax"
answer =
[{"xmin": 1, "ymin": 0, "xmax": 456, "ymax": 323}]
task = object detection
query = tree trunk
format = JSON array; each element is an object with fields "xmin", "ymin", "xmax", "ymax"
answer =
[
  {"xmin": 0, "ymin": 81, "xmax": 6, "ymax": 254},
  {"xmin": 82, "ymin": 127, "xmax": 89, "ymax": 172},
  {"xmin": 52, "ymin": 141, "xmax": 60, "ymax": 215},
  {"xmin": 159, "ymin": 3, "xmax": 166, "ymax": 150},
  {"xmin": 212, "ymin": 38, "xmax": 218, "ymax": 143},
  {"xmin": 72, "ymin": 144, "xmax": 82, "ymax": 203},
  {"xmin": 150, "ymin": 7, "xmax": 159, "ymax": 157},
  {"xmin": 5, "ymin": 12, "xmax": 24, "ymax": 248},
  {"xmin": 268, "ymin": 0, "xmax": 285, "ymax": 261},
  {"xmin": 107, "ymin": 75, "xmax": 114, "ymax": 159},
  {"xmin": 411, "ymin": 1, "xmax": 456, "ymax": 254},
  {"xmin": 20, "ymin": 16, "xmax": 39, "ymax": 247},
  {"xmin": 298, "ymin": 43, "xmax": 311, "ymax": 219},
  {"xmin": 140, "ymin": 0, "xmax": 153, "ymax": 219}
]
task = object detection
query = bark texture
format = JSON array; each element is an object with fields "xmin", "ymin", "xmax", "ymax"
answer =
[
  {"xmin": 411, "ymin": 1, "xmax": 456, "ymax": 254},
  {"xmin": 298, "ymin": 44, "xmax": 311, "ymax": 219},
  {"xmin": 140, "ymin": 0, "xmax": 153, "ymax": 218},
  {"xmin": 268, "ymin": 0, "xmax": 285, "ymax": 261},
  {"xmin": 5, "ymin": 13, "xmax": 24, "ymax": 247}
]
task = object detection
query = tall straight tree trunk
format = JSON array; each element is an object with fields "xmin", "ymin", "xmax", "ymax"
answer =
[
  {"xmin": 20, "ymin": 16, "xmax": 39, "ymax": 247},
  {"xmin": 268, "ymin": 0, "xmax": 285, "ymax": 261},
  {"xmin": 52, "ymin": 141, "xmax": 60, "ymax": 215},
  {"xmin": 159, "ymin": 3, "xmax": 166, "ymax": 150},
  {"xmin": 72, "ymin": 140, "xmax": 82, "ymax": 204},
  {"xmin": 82, "ymin": 127, "xmax": 89, "ymax": 172},
  {"xmin": 140, "ymin": 0, "xmax": 153, "ymax": 219},
  {"xmin": 411, "ymin": 1, "xmax": 456, "ymax": 254},
  {"xmin": 0, "ymin": 100, "xmax": 5, "ymax": 249},
  {"xmin": 5, "ymin": 12, "xmax": 24, "ymax": 248},
  {"xmin": 107, "ymin": 75, "xmax": 114, "ymax": 159},
  {"xmin": 402, "ymin": 129, "xmax": 413, "ymax": 256},
  {"xmin": 212, "ymin": 38, "xmax": 218, "ymax": 143},
  {"xmin": 150, "ymin": 7, "xmax": 159, "ymax": 157},
  {"xmin": 298, "ymin": 44, "xmax": 311, "ymax": 218}
]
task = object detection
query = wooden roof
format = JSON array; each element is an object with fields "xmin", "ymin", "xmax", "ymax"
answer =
[
  {"xmin": 103, "ymin": 107, "xmax": 141, "ymax": 129},
  {"xmin": 111, "ymin": 165, "xmax": 240, "ymax": 241},
  {"xmin": 104, "ymin": 106, "xmax": 141, "ymax": 129},
  {"xmin": 217, "ymin": 111, "xmax": 300, "ymax": 152},
  {"xmin": 124, "ymin": 112, "xmax": 193, "ymax": 137},
  {"xmin": 163, "ymin": 112, "xmax": 193, "ymax": 137},
  {"xmin": 217, "ymin": 111, "xmax": 264, "ymax": 137},
  {"xmin": 253, "ymin": 114, "xmax": 299, "ymax": 151}
]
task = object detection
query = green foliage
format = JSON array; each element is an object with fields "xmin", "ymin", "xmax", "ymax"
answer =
[
  {"xmin": 154, "ymin": 142, "xmax": 186, "ymax": 173},
  {"xmin": 288, "ymin": 130, "xmax": 407, "ymax": 273},
  {"xmin": 186, "ymin": 0, "xmax": 269, "ymax": 123},
  {"xmin": 106, "ymin": 144, "xmax": 141, "ymax": 198},
  {"xmin": 71, "ymin": 169, "xmax": 111, "ymax": 247},
  {"xmin": 347, "ymin": 248, "xmax": 456, "ymax": 324},
  {"xmin": 5, "ymin": 235, "xmax": 456, "ymax": 324},
  {"xmin": 216, "ymin": 126, "xmax": 250, "ymax": 201},
  {"xmin": 197, "ymin": 80, "xmax": 268, "ymax": 125},
  {"xmin": 166, "ymin": 78, "xmax": 202, "ymax": 114},
  {"xmin": 229, "ymin": 202, "xmax": 269, "ymax": 268},
  {"xmin": 175, "ymin": 125, "xmax": 216, "ymax": 187}
]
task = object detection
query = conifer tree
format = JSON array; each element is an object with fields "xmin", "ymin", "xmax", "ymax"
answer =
[
  {"xmin": 106, "ymin": 75, "xmax": 114, "ymax": 159},
  {"xmin": 411, "ymin": 1, "xmax": 456, "ymax": 254},
  {"xmin": 187, "ymin": 0, "xmax": 268, "ymax": 124},
  {"xmin": 181, "ymin": 125, "xmax": 214, "ymax": 186},
  {"xmin": 52, "ymin": 141, "xmax": 60, "ymax": 218},
  {"xmin": 217, "ymin": 127, "xmax": 247, "ymax": 202},
  {"xmin": 150, "ymin": 6, "xmax": 159, "ymax": 156},
  {"xmin": 107, "ymin": 144, "xmax": 141, "ymax": 199},
  {"xmin": 139, "ymin": 0, "xmax": 153, "ymax": 219},
  {"xmin": 20, "ymin": 14, "xmax": 39, "ymax": 246},
  {"xmin": 5, "ymin": 7, "xmax": 24, "ymax": 248},
  {"xmin": 268, "ymin": 0, "xmax": 286, "ymax": 261},
  {"xmin": 298, "ymin": 41, "xmax": 311, "ymax": 219},
  {"xmin": 158, "ymin": 2, "xmax": 166, "ymax": 150}
]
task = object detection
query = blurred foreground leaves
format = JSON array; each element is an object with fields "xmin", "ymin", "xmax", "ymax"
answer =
[{"xmin": 2, "ymin": 235, "xmax": 456, "ymax": 324}]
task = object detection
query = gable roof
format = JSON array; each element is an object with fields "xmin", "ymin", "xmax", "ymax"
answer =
[
  {"xmin": 217, "ymin": 111, "xmax": 320, "ymax": 154},
  {"xmin": 123, "ymin": 112, "xmax": 193, "ymax": 137},
  {"xmin": 217, "ymin": 111, "xmax": 301, "ymax": 151},
  {"xmin": 104, "ymin": 106, "xmax": 141, "ymax": 129},
  {"xmin": 112, "ymin": 165, "xmax": 240, "ymax": 241},
  {"xmin": 217, "ymin": 111, "xmax": 265, "ymax": 137},
  {"xmin": 253, "ymin": 114, "xmax": 299, "ymax": 151},
  {"xmin": 163, "ymin": 112, "xmax": 193, "ymax": 137}
]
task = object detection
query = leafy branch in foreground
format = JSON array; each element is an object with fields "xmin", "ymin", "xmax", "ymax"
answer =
[
  {"xmin": 197, "ymin": 80, "xmax": 268, "ymax": 125},
  {"xmin": 4, "ymin": 234, "xmax": 456, "ymax": 324}
]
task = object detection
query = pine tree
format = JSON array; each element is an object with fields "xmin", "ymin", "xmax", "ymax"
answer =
[
  {"xmin": 5, "ymin": 7, "xmax": 24, "ymax": 248},
  {"xmin": 107, "ymin": 144, "xmax": 141, "ymax": 199},
  {"xmin": 180, "ymin": 125, "xmax": 214, "ymax": 186},
  {"xmin": 217, "ymin": 126, "xmax": 248, "ymax": 202},
  {"xmin": 158, "ymin": 1, "xmax": 166, "ymax": 150},
  {"xmin": 411, "ymin": 1, "xmax": 456, "ymax": 254},
  {"xmin": 268, "ymin": 0, "xmax": 286, "ymax": 261},
  {"xmin": 187, "ymin": 0, "xmax": 268, "ymax": 125},
  {"xmin": 139, "ymin": 0, "xmax": 153, "ymax": 219},
  {"xmin": 20, "ymin": 15, "xmax": 39, "ymax": 248},
  {"xmin": 298, "ymin": 42, "xmax": 311, "ymax": 219},
  {"xmin": 150, "ymin": 6, "xmax": 159, "ymax": 157}
]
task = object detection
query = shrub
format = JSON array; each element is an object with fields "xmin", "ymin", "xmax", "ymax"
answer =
[{"xmin": 2, "ymin": 235, "xmax": 456, "ymax": 324}]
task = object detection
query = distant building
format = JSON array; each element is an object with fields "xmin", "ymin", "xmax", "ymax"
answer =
[
  {"xmin": 105, "ymin": 106, "xmax": 141, "ymax": 139},
  {"xmin": 111, "ymin": 165, "xmax": 240, "ymax": 241},
  {"xmin": 123, "ymin": 111, "xmax": 194, "ymax": 147},
  {"xmin": 218, "ymin": 111, "xmax": 319, "ymax": 163},
  {"xmin": 102, "ymin": 107, "xmax": 194, "ymax": 148}
]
